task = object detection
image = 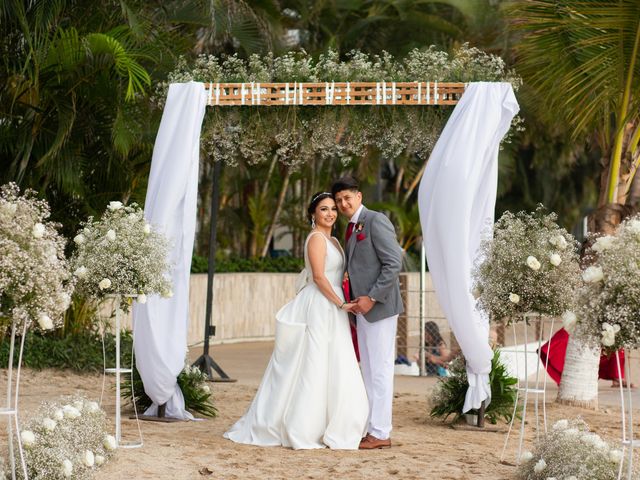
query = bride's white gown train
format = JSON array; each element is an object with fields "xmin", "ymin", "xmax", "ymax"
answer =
[{"xmin": 224, "ymin": 233, "xmax": 369, "ymax": 449}]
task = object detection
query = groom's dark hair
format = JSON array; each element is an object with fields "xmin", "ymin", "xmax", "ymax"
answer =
[{"xmin": 331, "ymin": 176, "xmax": 359, "ymax": 196}]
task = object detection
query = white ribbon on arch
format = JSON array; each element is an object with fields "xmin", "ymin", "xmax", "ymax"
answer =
[
  {"xmin": 418, "ymin": 82, "xmax": 519, "ymax": 412},
  {"xmin": 133, "ymin": 82, "xmax": 208, "ymax": 419}
]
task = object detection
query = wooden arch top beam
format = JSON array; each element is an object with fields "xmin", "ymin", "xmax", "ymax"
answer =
[{"xmin": 203, "ymin": 81, "xmax": 466, "ymax": 107}]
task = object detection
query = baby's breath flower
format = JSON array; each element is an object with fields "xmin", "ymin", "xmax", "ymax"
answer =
[
  {"xmin": 0, "ymin": 183, "xmax": 74, "ymax": 332},
  {"xmin": 517, "ymin": 418, "xmax": 636, "ymax": 479},
  {"xmin": 576, "ymin": 215, "xmax": 640, "ymax": 352},
  {"xmin": 71, "ymin": 203, "xmax": 172, "ymax": 302},
  {"xmin": 473, "ymin": 207, "xmax": 581, "ymax": 322},
  {"xmin": 19, "ymin": 395, "xmax": 115, "ymax": 477}
]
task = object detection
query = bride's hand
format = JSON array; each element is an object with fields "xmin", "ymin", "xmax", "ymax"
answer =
[{"xmin": 341, "ymin": 302, "xmax": 358, "ymax": 313}]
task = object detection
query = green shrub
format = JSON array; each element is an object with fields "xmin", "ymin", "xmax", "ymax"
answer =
[
  {"xmin": 429, "ymin": 349, "xmax": 518, "ymax": 424},
  {"xmin": 191, "ymin": 254, "xmax": 304, "ymax": 273},
  {"xmin": 0, "ymin": 331, "xmax": 132, "ymax": 373}
]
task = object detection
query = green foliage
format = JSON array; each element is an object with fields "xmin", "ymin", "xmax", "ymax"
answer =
[
  {"xmin": 122, "ymin": 365, "xmax": 218, "ymax": 418},
  {"xmin": 429, "ymin": 350, "xmax": 518, "ymax": 425},
  {"xmin": 0, "ymin": 331, "xmax": 132, "ymax": 373},
  {"xmin": 191, "ymin": 254, "xmax": 304, "ymax": 273}
]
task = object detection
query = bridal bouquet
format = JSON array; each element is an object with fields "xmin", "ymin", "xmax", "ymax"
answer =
[
  {"xmin": 71, "ymin": 202, "xmax": 172, "ymax": 302},
  {"xmin": 472, "ymin": 208, "xmax": 581, "ymax": 323},
  {"xmin": 517, "ymin": 418, "xmax": 631, "ymax": 479},
  {"xmin": 17, "ymin": 395, "xmax": 115, "ymax": 479},
  {"xmin": 0, "ymin": 183, "xmax": 73, "ymax": 331},
  {"xmin": 575, "ymin": 215, "xmax": 640, "ymax": 353}
]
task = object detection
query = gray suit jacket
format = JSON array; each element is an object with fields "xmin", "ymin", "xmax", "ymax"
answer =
[{"xmin": 345, "ymin": 206, "xmax": 404, "ymax": 323}]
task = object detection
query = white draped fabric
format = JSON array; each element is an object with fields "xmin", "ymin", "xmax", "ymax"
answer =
[
  {"xmin": 418, "ymin": 82, "xmax": 519, "ymax": 412},
  {"xmin": 133, "ymin": 82, "xmax": 208, "ymax": 419}
]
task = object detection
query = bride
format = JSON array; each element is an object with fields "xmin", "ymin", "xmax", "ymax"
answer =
[{"xmin": 224, "ymin": 191, "xmax": 369, "ymax": 449}]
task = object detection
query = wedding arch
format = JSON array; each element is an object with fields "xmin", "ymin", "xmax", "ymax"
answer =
[{"xmin": 134, "ymin": 65, "xmax": 519, "ymax": 419}]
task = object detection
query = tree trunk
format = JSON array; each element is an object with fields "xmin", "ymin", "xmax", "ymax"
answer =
[
  {"xmin": 557, "ymin": 335, "xmax": 600, "ymax": 409},
  {"xmin": 260, "ymin": 169, "xmax": 291, "ymax": 258}
]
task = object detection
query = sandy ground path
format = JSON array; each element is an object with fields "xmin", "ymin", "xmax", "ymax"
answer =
[{"xmin": 6, "ymin": 341, "xmax": 640, "ymax": 479}]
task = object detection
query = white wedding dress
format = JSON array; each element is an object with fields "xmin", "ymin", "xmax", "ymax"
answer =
[{"xmin": 224, "ymin": 232, "xmax": 369, "ymax": 449}]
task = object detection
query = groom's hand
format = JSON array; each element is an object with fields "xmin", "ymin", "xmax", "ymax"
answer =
[{"xmin": 354, "ymin": 296, "xmax": 376, "ymax": 314}]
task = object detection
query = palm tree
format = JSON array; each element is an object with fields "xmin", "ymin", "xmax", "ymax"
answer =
[
  {"xmin": 0, "ymin": 1, "xmax": 214, "ymax": 234},
  {"xmin": 508, "ymin": 0, "xmax": 640, "ymax": 207},
  {"xmin": 508, "ymin": 0, "xmax": 640, "ymax": 407}
]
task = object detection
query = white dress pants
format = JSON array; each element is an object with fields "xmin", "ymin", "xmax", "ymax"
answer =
[{"xmin": 356, "ymin": 313, "xmax": 398, "ymax": 440}]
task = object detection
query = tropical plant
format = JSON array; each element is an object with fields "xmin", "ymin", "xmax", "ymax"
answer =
[
  {"xmin": 122, "ymin": 363, "xmax": 217, "ymax": 417},
  {"xmin": 508, "ymin": 0, "xmax": 640, "ymax": 207},
  {"xmin": 429, "ymin": 350, "xmax": 518, "ymax": 425}
]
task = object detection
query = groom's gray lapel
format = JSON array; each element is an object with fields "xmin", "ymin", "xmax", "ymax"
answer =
[{"xmin": 347, "ymin": 206, "xmax": 368, "ymax": 263}]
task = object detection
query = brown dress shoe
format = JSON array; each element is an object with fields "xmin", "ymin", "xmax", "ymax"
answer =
[{"xmin": 358, "ymin": 434, "xmax": 391, "ymax": 450}]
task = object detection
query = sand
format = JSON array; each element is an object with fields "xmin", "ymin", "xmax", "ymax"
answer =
[{"xmin": 5, "ymin": 342, "xmax": 640, "ymax": 480}]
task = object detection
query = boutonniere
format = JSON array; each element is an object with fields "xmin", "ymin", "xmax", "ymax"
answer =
[
  {"xmin": 356, "ymin": 232, "xmax": 366, "ymax": 242},
  {"xmin": 355, "ymin": 222, "xmax": 365, "ymax": 233}
]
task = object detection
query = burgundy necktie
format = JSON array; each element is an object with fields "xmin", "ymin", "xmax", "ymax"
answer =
[{"xmin": 345, "ymin": 221, "xmax": 355, "ymax": 242}]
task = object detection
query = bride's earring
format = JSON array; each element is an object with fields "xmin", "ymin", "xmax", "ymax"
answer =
[{"xmin": 311, "ymin": 217, "xmax": 316, "ymax": 229}]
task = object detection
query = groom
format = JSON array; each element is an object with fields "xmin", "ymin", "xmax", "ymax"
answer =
[{"xmin": 332, "ymin": 176, "xmax": 404, "ymax": 450}]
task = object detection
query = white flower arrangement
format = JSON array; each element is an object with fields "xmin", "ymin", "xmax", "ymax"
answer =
[
  {"xmin": 517, "ymin": 418, "xmax": 634, "ymax": 479},
  {"xmin": 155, "ymin": 45, "xmax": 523, "ymax": 170},
  {"xmin": 0, "ymin": 183, "xmax": 74, "ymax": 331},
  {"xmin": 472, "ymin": 208, "xmax": 582, "ymax": 322},
  {"xmin": 576, "ymin": 215, "xmax": 640, "ymax": 353},
  {"xmin": 71, "ymin": 202, "xmax": 172, "ymax": 302},
  {"xmin": 16, "ymin": 395, "xmax": 114, "ymax": 479}
]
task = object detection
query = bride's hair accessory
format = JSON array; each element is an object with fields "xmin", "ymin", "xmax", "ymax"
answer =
[{"xmin": 311, "ymin": 191, "xmax": 332, "ymax": 203}]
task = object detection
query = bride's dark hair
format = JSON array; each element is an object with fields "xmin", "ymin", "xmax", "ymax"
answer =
[{"xmin": 307, "ymin": 191, "xmax": 334, "ymax": 223}]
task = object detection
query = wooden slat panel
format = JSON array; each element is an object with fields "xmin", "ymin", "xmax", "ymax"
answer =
[{"xmin": 203, "ymin": 81, "xmax": 466, "ymax": 106}]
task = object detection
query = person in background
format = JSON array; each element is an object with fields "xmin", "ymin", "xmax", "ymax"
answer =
[{"xmin": 420, "ymin": 321, "xmax": 452, "ymax": 377}]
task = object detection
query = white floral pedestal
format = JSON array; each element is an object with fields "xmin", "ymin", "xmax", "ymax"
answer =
[
  {"xmin": 100, "ymin": 294, "xmax": 143, "ymax": 449},
  {"xmin": 615, "ymin": 351, "xmax": 637, "ymax": 480},
  {"xmin": 501, "ymin": 313, "xmax": 555, "ymax": 465},
  {"xmin": 1, "ymin": 320, "xmax": 29, "ymax": 479}
]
